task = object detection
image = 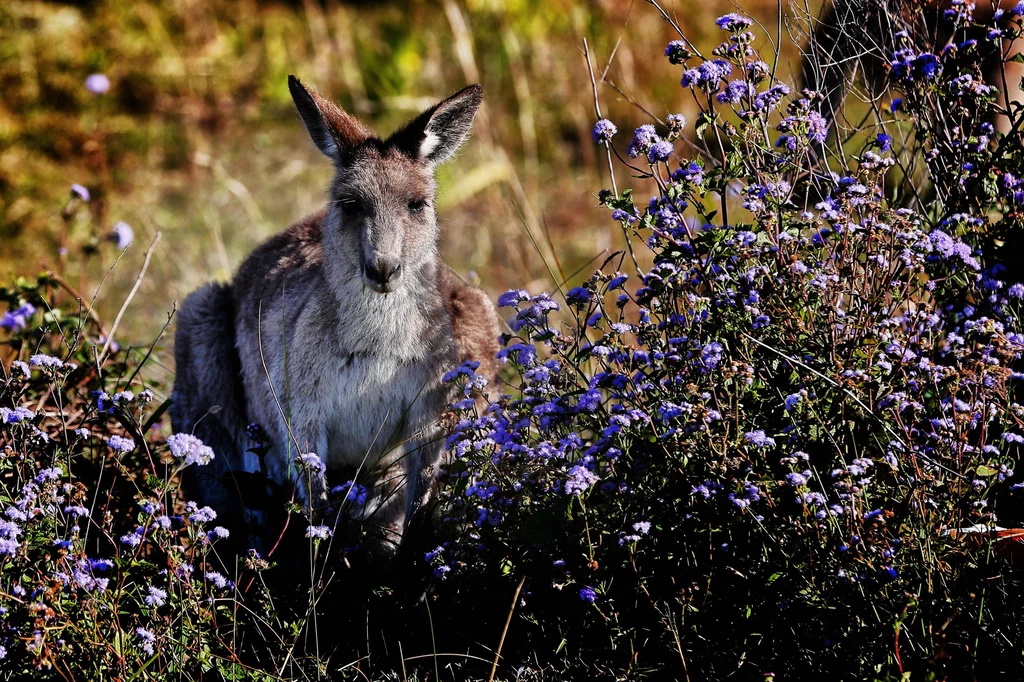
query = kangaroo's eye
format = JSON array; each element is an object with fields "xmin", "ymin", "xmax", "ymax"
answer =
[
  {"xmin": 337, "ymin": 198, "xmax": 363, "ymax": 216},
  {"xmin": 408, "ymin": 199, "xmax": 426, "ymax": 213}
]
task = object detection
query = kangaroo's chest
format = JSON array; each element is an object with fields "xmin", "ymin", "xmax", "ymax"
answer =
[{"xmin": 319, "ymin": 353, "xmax": 440, "ymax": 467}]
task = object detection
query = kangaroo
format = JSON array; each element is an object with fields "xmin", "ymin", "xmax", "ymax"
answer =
[{"xmin": 171, "ymin": 77, "xmax": 500, "ymax": 556}]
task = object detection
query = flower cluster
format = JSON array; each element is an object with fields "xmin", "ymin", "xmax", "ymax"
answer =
[{"xmin": 432, "ymin": 9, "xmax": 1024, "ymax": 679}]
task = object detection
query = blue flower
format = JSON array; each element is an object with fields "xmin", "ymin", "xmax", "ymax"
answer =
[
  {"xmin": 611, "ymin": 209, "xmax": 636, "ymax": 223},
  {"xmin": 0, "ymin": 406, "xmax": 34, "ymax": 424},
  {"xmin": 332, "ymin": 480, "xmax": 369, "ymax": 506},
  {"xmin": 566, "ymin": 287, "xmax": 591, "ymax": 306},
  {"xmin": 107, "ymin": 435, "xmax": 135, "ymax": 453},
  {"xmin": 744, "ymin": 430, "xmax": 776, "ymax": 447},
  {"xmin": 144, "ymin": 585, "xmax": 167, "ymax": 607},
  {"xmin": 647, "ymin": 140, "xmax": 674, "ymax": 163},
  {"xmin": 716, "ymin": 79, "xmax": 752, "ymax": 104},
  {"xmin": 135, "ymin": 628, "xmax": 156, "ymax": 656},
  {"xmin": 305, "ymin": 525, "xmax": 333, "ymax": 540},
  {"xmin": 111, "ymin": 221, "xmax": 134, "ymax": 249},
  {"xmin": 785, "ymin": 472, "xmax": 808, "ymax": 486},
  {"xmin": 294, "ymin": 452, "xmax": 325, "ymax": 473},
  {"xmin": 497, "ymin": 289, "xmax": 530, "ymax": 308},
  {"xmin": 84, "ymin": 73, "xmax": 110, "ymax": 94},
  {"xmin": 30, "ymin": 354, "xmax": 64, "ymax": 370},
  {"xmin": 592, "ymin": 119, "xmax": 618, "ymax": 144},
  {"xmin": 876, "ymin": 133, "xmax": 891, "ymax": 152},
  {"xmin": 627, "ymin": 125, "xmax": 660, "ymax": 158},
  {"xmin": 0, "ymin": 302, "xmax": 36, "ymax": 331},
  {"xmin": 579, "ymin": 586, "xmax": 597, "ymax": 603},
  {"xmin": 205, "ymin": 571, "xmax": 229, "ymax": 589},
  {"xmin": 564, "ymin": 465, "xmax": 599, "ymax": 495},
  {"xmin": 715, "ymin": 12, "xmax": 754, "ymax": 32},
  {"xmin": 167, "ymin": 433, "xmax": 215, "ymax": 467},
  {"xmin": 664, "ymin": 40, "xmax": 691, "ymax": 64},
  {"xmin": 186, "ymin": 502, "xmax": 217, "ymax": 524},
  {"xmin": 70, "ymin": 184, "xmax": 91, "ymax": 202}
]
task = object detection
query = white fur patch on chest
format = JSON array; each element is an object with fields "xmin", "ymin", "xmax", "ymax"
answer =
[{"xmin": 321, "ymin": 352, "xmax": 436, "ymax": 468}]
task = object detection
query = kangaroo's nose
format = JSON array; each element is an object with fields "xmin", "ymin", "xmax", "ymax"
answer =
[{"xmin": 364, "ymin": 259, "xmax": 402, "ymax": 290}]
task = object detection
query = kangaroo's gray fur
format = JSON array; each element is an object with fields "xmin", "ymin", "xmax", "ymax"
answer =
[{"xmin": 171, "ymin": 77, "xmax": 500, "ymax": 555}]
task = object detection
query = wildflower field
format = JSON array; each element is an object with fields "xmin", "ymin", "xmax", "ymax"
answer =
[{"xmin": 2, "ymin": 0, "xmax": 1024, "ymax": 680}]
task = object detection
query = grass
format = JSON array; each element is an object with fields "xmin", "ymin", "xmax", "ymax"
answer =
[{"xmin": 0, "ymin": 0, "xmax": 813, "ymax": 352}]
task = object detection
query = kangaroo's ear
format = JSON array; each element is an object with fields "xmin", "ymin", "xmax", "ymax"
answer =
[
  {"xmin": 394, "ymin": 84, "xmax": 483, "ymax": 165},
  {"xmin": 288, "ymin": 75, "xmax": 372, "ymax": 162}
]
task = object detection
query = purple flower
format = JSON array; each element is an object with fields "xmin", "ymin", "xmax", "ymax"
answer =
[
  {"xmin": 35, "ymin": 467, "xmax": 61, "ymax": 483},
  {"xmin": 205, "ymin": 571, "xmax": 229, "ymax": 589},
  {"xmin": 107, "ymin": 435, "xmax": 135, "ymax": 453},
  {"xmin": 30, "ymin": 354, "xmax": 64, "ymax": 370},
  {"xmin": 647, "ymin": 140, "xmax": 674, "ymax": 163},
  {"xmin": 627, "ymin": 125, "xmax": 660, "ymax": 158},
  {"xmin": 785, "ymin": 472, "xmax": 808, "ymax": 486},
  {"xmin": 806, "ymin": 111, "xmax": 829, "ymax": 144},
  {"xmin": 497, "ymin": 289, "xmax": 530, "ymax": 308},
  {"xmin": 579, "ymin": 586, "xmax": 597, "ymax": 603},
  {"xmin": 611, "ymin": 209, "xmax": 636, "ymax": 223},
  {"xmin": 306, "ymin": 525, "xmax": 333, "ymax": 540},
  {"xmin": 333, "ymin": 480, "xmax": 369, "ymax": 506},
  {"xmin": 294, "ymin": 452, "xmax": 325, "ymax": 473},
  {"xmin": 592, "ymin": 119, "xmax": 618, "ymax": 144},
  {"xmin": 144, "ymin": 585, "xmax": 167, "ymax": 607},
  {"xmin": 717, "ymin": 79, "xmax": 752, "ymax": 104},
  {"xmin": 753, "ymin": 83, "xmax": 791, "ymax": 112},
  {"xmin": 84, "ymin": 73, "xmax": 110, "ymax": 94},
  {"xmin": 564, "ymin": 465, "xmax": 600, "ymax": 495},
  {"xmin": 70, "ymin": 184, "xmax": 91, "ymax": 202},
  {"xmin": 566, "ymin": 287, "xmax": 591, "ymax": 306},
  {"xmin": 111, "ymin": 221, "xmax": 134, "ymax": 249},
  {"xmin": 666, "ymin": 113, "xmax": 686, "ymax": 132},
  {"xmin": 665, "ymin": 40, "xmax": 692, "ymax": 65},
  {"xmin": 0, "ymin": 302, "xmax": 36, "ymax": 331},
  {"xmin": 207, "ymin": 526, "xmax": 230, "ymax": 540},
  {"xmin": 0, "ymin": 406, "xmax": 35, "ymax": 424},
  {"xmin": 716, "ymin": 12, "xmax": 754, "ymax": 32},
  {"xmin": 876, "ymin": 133, "xmax": 891, "ymax": 152},
  {"xmin": 186, "ymin": 501, "xmax": 217, "ymax": 523},
  {"xmin": 135, "ymin": 628, "xmax": 156, "ymax": 656},
  {"xmin": 744, "ymin": 430, "xmax": 776, "ymax": 447},
  {"xmin": 167, "ymin": 433, "xmax": 215, "ymax": 467}
]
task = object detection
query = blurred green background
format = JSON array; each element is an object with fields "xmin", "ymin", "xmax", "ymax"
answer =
[{"xmin": 0, "ymin": 0, "xmax": 813, "ymax": 347}]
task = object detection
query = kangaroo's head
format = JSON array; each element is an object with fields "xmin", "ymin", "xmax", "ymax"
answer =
[{"xmin": 288, "ymin": 75, "xmax": 482, "ymax": 295}]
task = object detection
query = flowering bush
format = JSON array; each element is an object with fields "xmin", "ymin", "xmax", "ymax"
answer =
[
  {"xmin": 433, "ymin": 5, "xmax": 1024, "ymax": 679},
  {"xmin": 0, "ymin": 286, "xmax": 267, "ymax": 678},
  {"xmin": 3, "ymin": 2, "xmax": 1024, "ymax": 681}
]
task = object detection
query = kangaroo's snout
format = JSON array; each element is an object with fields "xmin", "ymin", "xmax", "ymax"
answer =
[{"xmin": 363, "ymin": 257, "xmax": 402, "ymax": 293}]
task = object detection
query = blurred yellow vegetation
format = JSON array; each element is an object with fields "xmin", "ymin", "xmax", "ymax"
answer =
[{"xmin": 0, "ymin": 0, "xmax": 811, "ymax": 344}]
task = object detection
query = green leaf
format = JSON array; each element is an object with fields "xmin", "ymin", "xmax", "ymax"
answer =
[
  {"xmin": 695, "ymin": 111, "xmax": 713, "ymax": 140},
  {"xmin": 976, "ymin": 464, "xmax": 999, "ymax": 477}
]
